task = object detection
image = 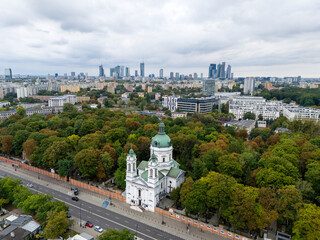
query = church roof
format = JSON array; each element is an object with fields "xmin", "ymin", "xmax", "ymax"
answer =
[
  {"xmin": 167, "ymin": 167, "xmax": 182, "ymax": 178},
  {"xmin": 172, "ymin": 159, "xmax": 180, "ymax": 167},
  {"xmin": 151, "ymin": 122, "xmax": 172, "ymax": 148},
  {"xmin": 140, "ymin": 170, "xmax": 165, "ymax": 181},
  {"xmin": 137, "ymin": 161, "xmax": 148, "ymax": 171},
  {"xmin": 129, "ymin": 146, "xmax": 135, "ymax": 157}
]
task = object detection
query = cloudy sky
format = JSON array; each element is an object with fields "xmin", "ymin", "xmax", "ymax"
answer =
[{"xmin": 1, "ymin": 0, "xmax": 320, "ymax": 77}]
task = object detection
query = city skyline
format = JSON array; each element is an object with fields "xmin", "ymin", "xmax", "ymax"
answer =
[{"xmin": 0, "ymin": 0, "xmax": 320, "ymax": 77}]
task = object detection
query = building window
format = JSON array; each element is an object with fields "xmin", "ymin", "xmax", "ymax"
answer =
[
  {"xmin": 138, "ymin": 189, "xmax": 141, "ymax": 197},
  {"xmin": 163, "ymin": 158, "xmax": 165, "ymax": 162},
  {"xmin": 155, "ymin": 169, "xmax": 158, "ymax": 177},
  {"xmin": 161, "ymin": 182, "xmax": 163, "ymax": 188},
  {"xmin": 128, "ymin": 163, "xmax": 131, "ymax": 171},
  {"xmin": 150, "ymin": 169, "xmax": 153, "ymax": 177}
]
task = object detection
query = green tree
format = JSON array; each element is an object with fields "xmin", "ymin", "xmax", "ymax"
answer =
[
  {"xmin": 243, "ymin": 112, "xmax": 256, "ymax": 120},
  {"xmin": 42, "ymin": 141, "xmax": 71, "ymax": 169},
  {"xmin": 13, "ymin": 130, "xmax": 30, "ymax": 155},
  {"xmin": 20, "ymin": 194, "xmax": 53, "ymax": 215},
  {"xmin": 101, "ymin": 152, "xmax": 115, "ymax": 178},
  {"xmin": 180, "ymin": 177, "xmax": 194, "ymax": 206},
  {"xmin": 74, "ymin": 147, "xmax": 100, "ymax": 178},
  {"xmin": 305, "ymin": 162, "xmax": 320, "ymax": 196},
  {"xmin": 97, "ymin": 228, "xmax": 135, "ymax": 240},
  {"xmin": 1, "ymin": 135, "xmax": 14, "ymax": 154},
  {"xmin": 43, "ymin": 211, "xmax": 69, "ymax": 239},
  {"xmin": 292, "ymin": 204, "xmax": 320, "ymax": 240},
  {"xmin": 114, "ymin": 168, "xmax": 126, "ymax": 190},
  {"xmin": 16, "ymin": 106, "xmax": 26, "ymax": 117},
  {"xmin": 57, "ymin": 159, "xmax": 73, "ymax": 177},
  {"xmin": 184, "ymin": 179, "xmax": 208, "ymax": 218}
]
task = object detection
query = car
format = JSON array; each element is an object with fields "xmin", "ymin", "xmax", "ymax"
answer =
[
  {"xmin": 74, "ymin": 188, "xmax": 79, "ymax": 195},
  {"xmin": 85, "ymin": 221, "xmax": 93, "ymax": 228},
  {"xmin": 71, "ymin": 197, "xmax": 79, "ymax": 201},
  {"xmin": 67, "ymin": 212, "xmax": 71, "ymax": 218},
  {"xmin": 94, "ymin": 226, "xmax": 104, "ymax": 233},
  {"xmin": 27, "ymin": 183, "xmax": 33, "ymax": 188}
]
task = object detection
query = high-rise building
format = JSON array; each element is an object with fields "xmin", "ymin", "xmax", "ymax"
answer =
[
  {"xmin": 140, "ymin": 62, "xmax": 145, "ymax": 77},
  {"xmin": 208, "ymin": 64, "xmax": 216, "ymax": 78},
  {"xmin": 220, "ymin": 62, "xmax": 226, "ymax": 78},
  {"xmin": 159, "ymin": 69, "xmax": 163, "ymax": 78},
  {"xmin": 175, "ymin": 72, "xmax": 179, "ymax": 81},
  {"xmin": 203, "ymin": 79, "xmax": 216, "ymax": 96},
  {"xmin": 114, "ymin": 65, "xmax": 121, "ymax": 78},
  {"xmin": 194, "ymin": 73, "xmax": 198, "ymax": 80},
  {"xmin": 170, "ymin": 72, "xmax": 174, "ymax": 79},
  {"xmin": 54, "ymin": 73, "xmax": 58, "ymax": 78},
  {"xmin": 226, "ymin": 65, "xmax": 231, "ymax": 79},
  {"xmin": 99, "ymin": 65, "xmax": 104, "ymax": 77},
  {"xmin": 217, "ymin": 64, "xmax": 221, "ymax": 78},
  {"xmin": 4, "ymin": 68, "xmax": 12, "ymax": 81},
  {"xmin": 135, "ymin": 70, "xmax": 138, "ymax": 77},
  {"xmin": 244, "ymin": 77, "xmax": 256, "ymax": 95},
  {"xmin": 125, "ymin": 67, "xmax": 130, "ymax": 77},
  {"xmin": 120, "ymin": 66, "xmax": 125, "ymax": 78},
  {"xmin": 110, "ymin": 68, "xmax": 115, "ymax": 77}
]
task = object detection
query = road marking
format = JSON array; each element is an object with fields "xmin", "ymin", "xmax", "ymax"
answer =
[
  {"xmin": 146, "ymin": 229, "xmax": 150, "ymax": 232},
  {"xmin": 0, "ymin": 171, "xmax": 163, "ymax": 240},
  {"xmin": 88, "ymin": 206, "xmax": 92, "ymax": 209},
  {"xmin": 115, "ymin": 216, "xmax": 119, "ymax": 220},
  {"xmin": 125, "ymin": 220, "xmax": 129, "ymax": 223}
]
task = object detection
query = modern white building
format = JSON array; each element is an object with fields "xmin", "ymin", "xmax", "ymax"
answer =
[
  {"xmin": 48, "ymin": 95, "xmax": 77, "ymax": 107},
  {"xmin": 283, "ymin": 105, "xmax": 320, "ymax": 121},
  {"xmin": 125, "ymin": 122, "xmax": 185, "ymax": 212},
  {"xmin": 162, "ymin": 95, "xmax": 180, "ymax": 112}
]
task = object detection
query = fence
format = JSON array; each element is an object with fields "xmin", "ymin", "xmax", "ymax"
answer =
[{"xmin": 155, "ymin": 207, "xmax": 250, "ymax": 240}]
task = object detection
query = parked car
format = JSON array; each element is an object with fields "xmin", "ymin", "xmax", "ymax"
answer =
[
  {"xmin": 86, "ymin": 221, "xmax": 93, "ymax": 228},
  {"xmin": 94, "ymin": 226, "xmax": 104, "ymax": 232},
  {"xmin": 74, "ymin": 188, "xmax": 79, "ymax": 195},
  {"xmin": 71, "ymin": 197, "xmax": 79, "ymax": 201},
  {"xmin": 67, "ymin": 212, "xmax": 71, "ymax": 218},
  {"xmin": 27, "ymin": 183, "xmax": 33, "ymax": 188}
]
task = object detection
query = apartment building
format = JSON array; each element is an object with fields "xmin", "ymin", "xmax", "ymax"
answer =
[{"xmin": 48, "ymin": 95, "xmax": 77, "ymax": 107}]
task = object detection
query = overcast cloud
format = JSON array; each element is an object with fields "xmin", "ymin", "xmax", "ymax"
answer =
[{"xmin": 0, "ymin": 0, "xmax": 320, "ymax": 77}]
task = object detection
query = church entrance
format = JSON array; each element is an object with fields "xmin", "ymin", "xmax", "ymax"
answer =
[{"xmin": 139, "ymin": 199, "xmax": 142, "ymax": 206}]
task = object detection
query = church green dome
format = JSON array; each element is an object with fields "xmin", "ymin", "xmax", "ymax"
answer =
[{"xmin": 151, "ymin": 122, "xmax": 172, "ymax": 148}]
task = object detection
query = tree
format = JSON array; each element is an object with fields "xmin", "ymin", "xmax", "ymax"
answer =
[
  {"xmin": 74, "ymin": 147, "xmax": 100, "ymax": 178},
  {"xmin": 20, "ymin": 194, "xmax": 53, "ymax": 215},
  {"xmin": 305, "ymin": 162, "xmax": 320, "ymax": 196},
  {"xmin": 114, "ymin": 168, "xmax": 126, "ymax": 190},
  {"xmin": 243, "ymin": 112, "xmax": 256, "ymax": 120},
  {"xmin": 184, "ymin": 179, "xmax": 208, "ymax": 218},
  {"xmin": 217, "ymin": 153, "xmax": 244, "ymax": 179},
  {"xmin": 43, "ymin": 211, "xmax": 69, "ymax": 239},
  {"xmin": 277, "ymin": 185, "xmax": 303, "ymax": 225},
  {"xmin": 180, "ymin": 177, "xmax": 194, "ymax": 206},
  {"xmin": 1, "ymin": 135, "xmax": 13, "ymax": 154},
  {"xmin": 97, "ymin": 228, "xmax": 135, "ymax": 240},
  {"xmin": 16, "ymin": 106, "xmax": 26, "ymax": 117},
  {"xmin": 105, "ymin": 128, "xmax": 128, "ymax": 145},
  {"xmin": 97, "ymin": 161, "xmax": 107, "ymax": 181},
  {"xmin": 57, "ymin": 159, "xmax": 73, "ymax": 177},
  {"xmin": 23, "ymin": 139, "xmax": 37, "ymax": 159},
  {"xmin": 63, "ymin": 103, "xmax": 77, "ymax": 112},
  {"xmin": 42, "ymin": 141, "xmax": 71, "ymax": 169},
  {"xmin": 13, "ymin": 130, "xmax": 30, "ymax": 155},
  {"xmin": 101, "ymin": 152, "xmax": 115, "ymax": 178},
  {"xmin": 170, "ymin": 187, "xmax": 181, "ymax": 207},
  {"xmin": 292, "ymin": 204, "xmax": 320, "ymax": 240},
  {"xmin": 203, "ymin": 172, "xmax": 237, "ymax": 220}
]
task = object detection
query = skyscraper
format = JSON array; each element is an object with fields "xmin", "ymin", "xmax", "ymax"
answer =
[
  {"xmin": 175, "ymin": 72, "xmax": 179, "ymax": 81},
  {"xmin": 5, "ymin": 68, "xmax": 12, "ymax": 81},
  {"xmin": 110, "ymin": 68, "xmax": 115, "ymax": 77},
  {"xmin": 220, "ymin": 62, "xmax": 226, "ymax": 78},
  {"xmin": 125, "ymin": 67, "xmax": 130, "ymax": 77},
  {"xmin": 244, "ymin": 77, "xmax": 256, "ymax": 95},
  {"xmin": 159, "ymin": 69, "xmax": 163, "ymax": 78},
  {"xmin": 170, "ymin": 72, "xmax": 174, "ymax": 79},
  {"xmin": 226, "ymin": 65, "xmax": 231, "ymax": 79},
  {"xmin": 99, "ymin": 65, "xmax": 104, "ymax": 77},
  {"xmin": 135, "ymin": 70, "xmax": 138, "ymax": 77},
  {"xmin": 208, "ymin": 64, "xmax": 216, "ymax": 78},
  {"xmin": 120, "ymin": 66, "xmax": 125, "ymax": 78},
  {"xmin": 217, "ymin": 64, "xmax": 221, "ymax": 78},
  {"xmin": 140, "ymin": 62, "xmax": 145, "ymax": 77}
]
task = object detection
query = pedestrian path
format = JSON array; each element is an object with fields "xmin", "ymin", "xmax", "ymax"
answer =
[{"xmin": 0, "ymin": 161, "xmax": 228, "ymax": 240}]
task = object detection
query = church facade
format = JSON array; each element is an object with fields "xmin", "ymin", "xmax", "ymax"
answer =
[{"xmin": 125, "ymin": 122, "xmax": 185, "ymax": 212}]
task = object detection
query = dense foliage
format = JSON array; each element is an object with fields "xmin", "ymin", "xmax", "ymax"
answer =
[{"xmin": 258, "ymin": 87, "xmax": 320, "ymax": 107}]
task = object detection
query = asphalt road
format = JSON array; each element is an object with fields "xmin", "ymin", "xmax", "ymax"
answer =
[{"xmin": 0, "ymin": 169, "xmax": 184, "ymax": 240}]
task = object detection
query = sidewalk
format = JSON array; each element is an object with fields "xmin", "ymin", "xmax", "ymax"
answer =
[{"xmin": 0, "ymin": 162, "xmax": 227, "ymax": 240}]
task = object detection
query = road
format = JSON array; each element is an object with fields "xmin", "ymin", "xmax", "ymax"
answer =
[{"xmin": 0, "ymin": 169, "xmax": 184, "ymax": 240}]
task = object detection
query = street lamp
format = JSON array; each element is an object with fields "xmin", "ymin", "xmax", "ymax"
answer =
[
  {"xmin": 79, "ymin": 202, "xmax": 82, "ymax": 227},
  {"xmin": 162, "ymin": 214, "xmax": 165, "ymax": 225}
]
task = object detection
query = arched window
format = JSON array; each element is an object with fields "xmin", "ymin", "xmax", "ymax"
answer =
[
  {"xmin": 133, "ymin": 163, "xmax": 136, "ymax": 171},
  {"xmin": 155, "ymin": 169, "xmax": 158, "ymax": 177},
  {"xmin": 150, "ymin": 169, "xmax": 153, "ymax": 178},
  {"xmin": 128, "ymin": 163, "xmax": 131, "ymax": 171}
]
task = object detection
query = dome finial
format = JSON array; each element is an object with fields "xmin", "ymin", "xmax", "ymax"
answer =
[{"xmin": 158, "ymin": 122, "xmax": 165, "ymax": 135}]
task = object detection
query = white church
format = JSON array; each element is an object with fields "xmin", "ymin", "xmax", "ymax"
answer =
[{"xmin": 125, "ymin": 122, "xmax": 185, "ymax": 212}]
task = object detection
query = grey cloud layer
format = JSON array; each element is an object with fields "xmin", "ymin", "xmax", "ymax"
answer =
[{"xmin": 0, "ymin": 0, "xmax": 319, "ymax": 76}]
